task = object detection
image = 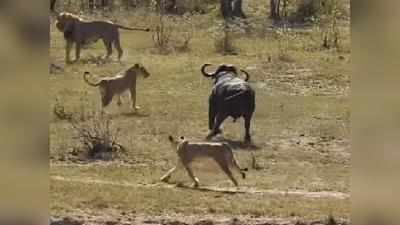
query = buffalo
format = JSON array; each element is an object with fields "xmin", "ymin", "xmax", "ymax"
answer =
[{"xmin": 201, "ymin": 63, "xmax": 255, "ymax": 143}]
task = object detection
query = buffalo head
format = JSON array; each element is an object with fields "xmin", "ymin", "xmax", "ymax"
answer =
[{"xmin": 201, "ymin": 63, "xmax": 250, "ymax": 82}]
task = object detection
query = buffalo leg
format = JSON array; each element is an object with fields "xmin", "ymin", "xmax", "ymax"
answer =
[
  {"xmin": 244, "ymin": 114, "xmax": 252, "ymax": 143},
  {"xmin": 206, "ymin": 114, "xmax": 227, "ymax": 140},
  {"xmin": 208, "ymin": 97, "xmax": 216, "ymax": 130},
  {"xmin": 104, "ymin": 41, "xmax": 113, "ymax": 59},
  {"xmin": 114, "ymin": 39, "xmax": 123, "ymax": 61}
]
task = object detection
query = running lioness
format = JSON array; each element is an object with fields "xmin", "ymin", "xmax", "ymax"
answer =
[{"xmin": 161, "ymin": 135, "xmax": 248, "ymax": 187}]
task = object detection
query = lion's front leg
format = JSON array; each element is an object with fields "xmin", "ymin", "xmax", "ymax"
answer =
[
  {"xmin": 130, "ymin": 86, "xmax": 140, "ymax": 111},
  {"xmin": 183, "ymin": 164, "xmax": 200, "ymax": 188},
  {"xmin": 117, "ymin": 95, "xmax": 122, "ymax": 106},
  {"xmin": 65, "ymin": 41, "xmax": 73, "ymax": 64},
  {"xmin": 75, "ymin": 43, "xmax": 81, "ymax": 62}
]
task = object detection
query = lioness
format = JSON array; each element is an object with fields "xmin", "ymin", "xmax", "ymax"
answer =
[
  {"xmin": 83, "ymin": 63, "xmax": 150, "ymax": 110},
  {"xmin": 161, "ymin": 135, "xmax": 248, "ymax": 187},
  {"xmin": 55, "ymin": 12, "xmax": 150, "ymax": 63}
]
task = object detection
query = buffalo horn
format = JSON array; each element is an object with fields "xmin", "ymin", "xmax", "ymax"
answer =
[
  {"xmin": 240, "ymin": 69, "xmax": 250, "ymax": 81},
  {"xmin": 201, "ymin": 64, "xmax": 215, "ymax": 78}
]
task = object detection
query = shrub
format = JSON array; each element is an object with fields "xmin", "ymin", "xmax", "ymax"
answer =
[
  {"xmin": 53, "ymin": 98, "xmax": 73, "ymax": 121},
  {"xmin": 152, "ymin": 12, "xmax": 194, "ymax": 54},
  {"xmin": 69, "ymin": 111, "xmax": 125, "ymax": 160},
  {"xmin": 210, "ymin": 22, "xmax": 240, "ymax": 55},
  {"xmin": 320, "ymin": 0, "xmax": 342, "ymax": 49}
]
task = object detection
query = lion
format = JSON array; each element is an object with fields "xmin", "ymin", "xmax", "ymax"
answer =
[
  {"xmin": 83, "ymin": 63, "xmax": 150, "ymax": 110},
  {"xmin": 161, "ymin": 135, "xmax": 248, "ymax": 187},
  {"xmin": 55, "ymin": 12, "xmax": 150, "ymax": 63}
]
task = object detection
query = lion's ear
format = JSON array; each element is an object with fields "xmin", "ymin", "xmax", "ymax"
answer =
[{"xmin": 180, "ymin": 136, "xmax": 185, "ymax": 140}]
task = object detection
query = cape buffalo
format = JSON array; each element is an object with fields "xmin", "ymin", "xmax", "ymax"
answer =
[{"xmin": 201, "ymin": 63, "xmax": 255, "ymax": 143}]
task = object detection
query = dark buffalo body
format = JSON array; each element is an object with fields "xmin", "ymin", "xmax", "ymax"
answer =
[{"xmin": 202, "ymin": 64, "xmax": 255, "ymax": 143}]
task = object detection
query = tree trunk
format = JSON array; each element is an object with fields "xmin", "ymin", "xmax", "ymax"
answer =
[
  {"xmin": 232, "ymin": 0, "xmax": 246, "ymax": 18},
  {"xmin": 50, "ymin": 0, "xmax": 57, "ymax": 12},
  {"xmin": 100, "ymin": 0, "xmax": 108, "ymax": 8},
  {"xmin": 155, "ymin": 0, "xmax": 177, "ymax": 14},
  {"xmin": 100, "ymin": 0, "xmax": 114, "ymax": 11},
  {"xmin": 89, "ymin": 0, "xmax": 95, "ymax": 12},
  {"xmin": 269, "ymin": 0, "xmax": 280, "ymax": 20},
  {"xmin": 220, "ymin": 0, "xmax": 233, "ymax": 19},
  {"xmin": 297, "ymin": 0, "xmax": 322, "ymax": 18},
  {"xmin": 122, "ymin": 0, "xmax": 136, "ymax": 10},
  {"xmin": 220, "ymin": 0, "xmax": 246, "ymax": 20},
  {"xmin": 80, "ymin": 0, "xmax": 85, "ymax": 11}
]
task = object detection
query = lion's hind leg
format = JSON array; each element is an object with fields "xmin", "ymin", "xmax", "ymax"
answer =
[
  {"xmin": 73, "ymin": 42, "xmax": 82, "ymax": 63},
  {"xmin": 232, "ymin": 154, "xmax": 247, "ymax": 179},
  {"xmin": 223, "ymin": 144, "xmax": 247, "ymax": 179},
  {"xmin": 100, "ymin": 87, "xmax": 113, "ymax": 108},
  {"xmin": 65, "ymin": 41, "xmax": 73, "ymax": 64},
  {"xmin": 215, "ymin": 156, "xmax": 239, "ymax": 186}
]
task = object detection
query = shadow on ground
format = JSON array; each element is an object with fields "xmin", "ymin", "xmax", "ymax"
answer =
[
  {"xmin": 108, "ymin": 111, "xmax": 150, "ymax": 119},
  {"xmin": 216, "ymin": 138, "xmax": 261, "ymax": 151}
]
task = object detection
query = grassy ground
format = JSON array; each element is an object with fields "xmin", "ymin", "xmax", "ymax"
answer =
[{"xmin": 50, "ymin": 5, "xmax": 350, "ymax": 224}]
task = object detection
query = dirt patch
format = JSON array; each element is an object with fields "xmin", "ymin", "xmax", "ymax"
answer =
[
  {"xmin": 50, "ymin": 175, "xmax": 349, "ymax": 200},
  {"xmin": 50, "ymin": 215, "xmax": 350, "ymax": 225},
  {"xmin": 50, "ymin": 217, "xmax": 84, "ymax": 225},
  {"xmin": 252, "ymin": 65, "xmax": 349, "ymax": 97}
]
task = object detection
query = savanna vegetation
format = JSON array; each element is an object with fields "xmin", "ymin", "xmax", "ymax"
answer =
[{"xmin": 50, "ymin": 0, "xmax": 350, "ymax": 224}]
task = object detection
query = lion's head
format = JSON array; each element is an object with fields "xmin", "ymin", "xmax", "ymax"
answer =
[
  {"xmin": 168, "ymin": 135, "xmax": 187, "ymax": 150},
  {"xmin": 55, "ymin": 12, "xmax": 81, "ymax": 35},
  {"xmin": 127, "ymin": 63, "xmax": 151, "ymax": 78}
]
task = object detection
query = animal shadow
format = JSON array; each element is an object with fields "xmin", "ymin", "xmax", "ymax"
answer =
[
  {"xmin": 121, "ymin": 111, "xmax": 150, "ymax": 118},
  {"xmin": 215, "ymin": 138, "xmax": 261, "ymax": 151},
  {"xmin": 175, "ymin": 184, "xmax": 242, "ymax": 195},
  {"xmin": 107, "ymin": 111, "xmax": 150, "ymax": 119}
]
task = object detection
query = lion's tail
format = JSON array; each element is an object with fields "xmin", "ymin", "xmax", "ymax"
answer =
[
  {"xmin": 116, "ymin": 25, "xmax": 150, "ymax": 32},
  {"xmin": 83, "ymin": 72, "xmax": 101, "ymax": 87}
]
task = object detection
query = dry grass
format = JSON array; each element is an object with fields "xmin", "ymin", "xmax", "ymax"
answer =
[{"xmin": 50, "ymin": 4, "xmax": 350, "ymax": 222}]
